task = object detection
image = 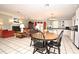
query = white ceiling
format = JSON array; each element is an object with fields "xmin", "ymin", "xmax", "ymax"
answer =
[{"xmin": 0, "ymin": 4, "xmax": 79, "ymax": 20}]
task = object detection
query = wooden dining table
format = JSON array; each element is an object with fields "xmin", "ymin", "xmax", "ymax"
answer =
[
  {"xmin": 31, "ymin": 31, "xmax": 58, "ymax": 54},
  {"xmin": 31, "ymin": 31, "xmax": 58, "ymax": 41}
]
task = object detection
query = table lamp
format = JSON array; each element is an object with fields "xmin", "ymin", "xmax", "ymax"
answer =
[{"xmin": 0, "ymin": 22, "xmax": 3, "ymax": 29}]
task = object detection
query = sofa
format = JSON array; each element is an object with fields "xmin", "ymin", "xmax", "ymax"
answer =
[{"xmin": 0, "ymin": 30, "xmax": 14, "ymax": 38}]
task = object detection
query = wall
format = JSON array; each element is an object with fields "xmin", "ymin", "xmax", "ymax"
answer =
[
  {"xmin": 47, "ymin": 19, "xmax": 72, "ymax": 37},
  {"xmin": 64, "ymin": 20, "xmax": 72, "ymax": 37},
  {"xmin": 0, "ymin": 14, "xmax": 12, "ymax": 30},
  {"xmin": 0, "ymin": 18, "xmax": 3, "ymax": 29}
]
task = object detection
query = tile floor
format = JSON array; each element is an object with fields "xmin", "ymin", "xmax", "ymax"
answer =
[{"xmin": 0, "ymin": 35, "xmax": 79, "ymax": 54}]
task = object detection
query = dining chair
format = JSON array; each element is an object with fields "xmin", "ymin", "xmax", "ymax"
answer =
[
  {"xmin": 30, "ymin": 29, "xmax": 39, "ymax": 46},
  {"xmin": 47, "ymin": 30, "xmax": 64, "ymax": 54},
  {"xmin": 32, "ymin": 32, "xmax": 49, "ymax": 54}
]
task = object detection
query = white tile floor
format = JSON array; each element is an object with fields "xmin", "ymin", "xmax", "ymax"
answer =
[{"xmin": 0, "ymin": 35, "xmax": 79, "ymax": 54}]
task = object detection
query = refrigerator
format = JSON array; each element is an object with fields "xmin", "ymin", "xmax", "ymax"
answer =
[{"xmin": 74, "ymin": 17, "xmax": 79, "ymax": 48}]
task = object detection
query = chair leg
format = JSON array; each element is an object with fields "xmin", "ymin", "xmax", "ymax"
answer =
[
  {"xmin": 48, "ymin": 47, "xmax": 51, "ymax": 53},
  {"xmin": 33, "ymin": 48, "xmax": 38, "ymax": 54},
  {"xmin": 58, "ymin": 47, "xmax": 60, "ymax": 54},
  {"xmin": 30, "ymin": 40, "xmax": 32, "ymax": 46},
  {"xmin": 54, "ymin": 48, "xmax": 55, "ymax": 53},
  {"xmin": 46, "ymin": 47, "xmax": 50, "ymax": 54},
  {"xmin": 33, "ymin": 48, "xmax": 35, "ymax": 54}
]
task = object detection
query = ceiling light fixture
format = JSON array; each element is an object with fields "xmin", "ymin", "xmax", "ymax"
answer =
[{"xmin": 45, "ymin": 4, "xmax": 49, "ymax": 7}]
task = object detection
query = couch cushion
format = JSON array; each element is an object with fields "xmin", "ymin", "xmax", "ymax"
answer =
[{"xmin": 0, "ymin": 30, "xmax": 14, "ymax": 38}]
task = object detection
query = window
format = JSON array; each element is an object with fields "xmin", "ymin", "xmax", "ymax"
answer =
[{"xmin": 47, "ymin": 20, "xmax": 64, "ymax": 28}]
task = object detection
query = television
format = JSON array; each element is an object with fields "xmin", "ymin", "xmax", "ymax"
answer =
[{"xmin": 12, "ymin": 26, "xmax": 20, "ymax": 32}]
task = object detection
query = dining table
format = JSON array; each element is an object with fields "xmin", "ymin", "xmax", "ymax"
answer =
[
  {"xmin": 31, "ymin": 31, "xmax": 58, "ymax": 41},
  {"xmin": 31, "ymin": 31, "xmax": 58, "ymax": 54}
]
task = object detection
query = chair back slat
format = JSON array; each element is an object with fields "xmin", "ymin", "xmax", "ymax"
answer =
[
  {"xmin": 57, "ymin": 30, "xmax": 64, "ymax": 45},
  {"xmin": 31, "ymin": 31, "xmax": 46, "ymax": 47}
]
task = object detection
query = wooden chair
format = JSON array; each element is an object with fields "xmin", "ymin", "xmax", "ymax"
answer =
[
  {"xmin": 31, "ymin": 32, "xmax": 49, "ymax": 54},
  {"xmin": 30, "ymin": 30, "xmax": 39, "ymax": 46},
  {"xmin": 47, "ymin": 30, "xmax": 64, "ymax": 54}
]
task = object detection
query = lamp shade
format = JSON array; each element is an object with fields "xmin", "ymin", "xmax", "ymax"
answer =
[
  {"xmin": 20, "ymin": 24, "xmax": 25, "ymax": 28},
  {"xmin": 0, "ymin": 22, "xmax": 3, "ymax": 25}
]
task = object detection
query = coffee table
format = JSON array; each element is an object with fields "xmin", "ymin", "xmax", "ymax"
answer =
[{"xmin": 16, "ymin": 32, "xmax": 27, "ymax": 38}]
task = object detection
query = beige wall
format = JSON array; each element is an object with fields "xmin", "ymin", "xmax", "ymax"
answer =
[
  {"xmin": 63, "ymin": 20, "xmax": 72, "ymax": 38},
  {"xmin": 0, "ymin": 14, "xmax": 12, "ymax": 30}
]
